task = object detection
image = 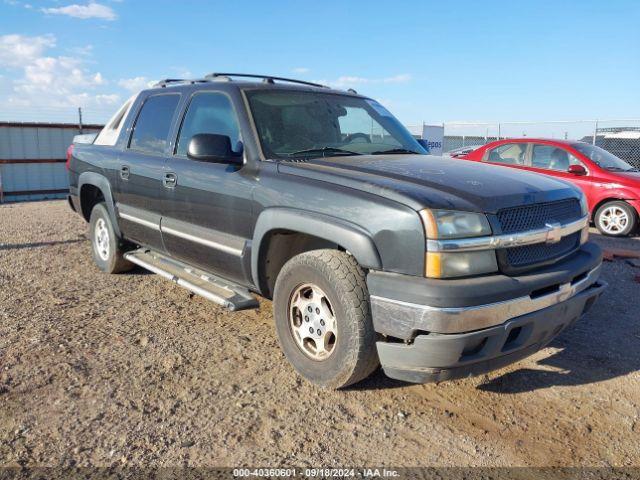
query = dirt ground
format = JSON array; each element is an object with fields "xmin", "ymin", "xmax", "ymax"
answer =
[{"xmin": 1, "ymin": 200, "xmax": 639, "ymax": 469}]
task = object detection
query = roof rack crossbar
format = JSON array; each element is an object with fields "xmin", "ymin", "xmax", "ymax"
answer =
[
  {"xmin": 205, "ymin": 73, "xmax": 328, "ymax": 89},
  {"xmin": 153, "ymin": 78, "xmax": 209, "ymax": 88}
]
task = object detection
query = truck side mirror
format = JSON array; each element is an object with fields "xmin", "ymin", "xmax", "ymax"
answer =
[
  {"xmin": 187, "ymin": 134, "xmax": 243, "ymax": 165},
  {"xmin": 568, "ymin": 164, "xmax": 587, "ymax": 176}
]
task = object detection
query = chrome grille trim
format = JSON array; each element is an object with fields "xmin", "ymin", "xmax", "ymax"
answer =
[{"xmin": 426, "ymin": 215, "xmax": 589, "ymax": 253}]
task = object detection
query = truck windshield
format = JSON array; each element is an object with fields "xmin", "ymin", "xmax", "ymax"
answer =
[
  {"xmin": 572, "ymin": 143, "xmax": 636, "ymax": 172},
  {"xmin": 245, "ymin": 90, "xmax": 426, "ymax": 159}
]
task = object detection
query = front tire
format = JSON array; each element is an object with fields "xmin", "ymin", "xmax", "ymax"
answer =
[
  {"xmin": 595, "ymin": 201, "xmax": 637, "ymax": 237},
  {"xmin": 273, "ymin": 250, "xmax": 379, "ymax": 389},
  {"xmin": 89, "ymin": 203, "xmax": 133, "ymax": 273}
]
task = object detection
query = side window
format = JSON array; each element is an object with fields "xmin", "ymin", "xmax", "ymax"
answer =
[
  {"xmin": 485, "ymin": 143, "xmax": 527, "ymax": 165},
  {"xmin": 129, "ymin": 94, "xmax": 180, "ymax": 154},
  {"xmin": 176, "ymin": 92, "xmax": 241, "ymax": 156},
  {"xmin": 94, "ymin": 96, "xmax": 135, "ymax": 146},
  {"xmin": 531, "ymin": 144, "xmax": 581, "ymax": 171}
]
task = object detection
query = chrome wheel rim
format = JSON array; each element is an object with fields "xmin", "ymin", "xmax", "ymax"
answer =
[
  {"xmin": 599, "ymin": 206, "xmax": 629, "ymax": 234},
  {"xmin": 94, "ymin": 218, "xmax": 110, "ymax": 261},
  {"xmin": 288, "ymin": 283, "xmax": 337, "ymax": 361}
]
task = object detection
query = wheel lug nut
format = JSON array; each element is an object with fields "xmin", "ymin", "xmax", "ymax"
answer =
[
  {"xmin": 308, "ymin": 306, "xmax": 312, "ymax": 312},
  {"xmin": 309, "ymin": 327, "xmax": 314, "ymax": 334},
  {"xmin": 320, "ymin": 319, "xmax": 325, "ymax": 326},
  {"xmin": 316, "ymin": 308, "xmax": 320, "ymax": 314},
  {"xmin": 317, "ymin": 329, "xmax": 321, "ymax": 336},
  {"xmin": 305, "ymin": 316, "xmax": 309, "ymax": 322}
]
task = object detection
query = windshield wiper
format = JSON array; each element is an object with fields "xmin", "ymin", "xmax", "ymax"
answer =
[
  {"xmin": 604, "ymin": 166, "xmax": 629, "ymax": 171},
  {"xmin": 286, "ymin": 147, "xmax": 362, "ymax": 158},
  {"xmin": 371, "ymin": 148, "xmax": 420, "ymax": 155}
]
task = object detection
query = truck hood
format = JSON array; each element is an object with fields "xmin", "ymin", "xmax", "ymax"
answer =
[{"xmin": 278, "ymin": 154, "xmax": 581, "ymax": 213}]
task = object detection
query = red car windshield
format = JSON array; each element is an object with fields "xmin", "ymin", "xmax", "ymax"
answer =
[{"xmin": 572, "ymin": 143, "xmax": 637, "ymax": 172}]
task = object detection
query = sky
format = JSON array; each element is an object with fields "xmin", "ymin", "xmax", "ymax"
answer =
[{"xmin": 0, "ymin": 0, "xmax": 639, "ymax": 133}]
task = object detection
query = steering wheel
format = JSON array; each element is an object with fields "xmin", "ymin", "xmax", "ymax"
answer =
[
  {"xmin": 344, "ymin": 132, "xmax": 371, "ymax": 144},
  {"xmin": 288, "ymin": 133, "xmax": 315, "ymax": 148}
]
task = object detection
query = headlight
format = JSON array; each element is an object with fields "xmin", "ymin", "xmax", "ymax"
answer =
[
  {"xmin": 580, "ymin": 226, "xmax": 589, "ymax": 244},
  {"xmin": 577, "ymin": 194, "xmax": 589, "ymax": 244},
  {"xmin": 578, "ymin": 194, "xmax": 589, "ymax": 217},
  {"xmin": 419, "ymin": 209, "xmax": 491, "ymax": 239},
  {"xmin": 420, "ymin": 209, "xmax": 497, "ymax": 278}
]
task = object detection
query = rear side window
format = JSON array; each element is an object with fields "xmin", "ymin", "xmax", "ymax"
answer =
[
  {"xmin": 94, "ymin": 95, "xmax": 136, "ymax": 146},
  {"xmin": 129, "ymin": 94, "xmax": 180, "ymax": 154},
  {"xmin": 175, "ymin": 92, "xmax": 241, "ymax": 156},
  {"xmin": 485, "ymin": 143, "xmax": 527, "ymax": 165}
]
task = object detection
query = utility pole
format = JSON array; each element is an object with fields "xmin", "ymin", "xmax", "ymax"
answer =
[{"xmin": 78, "ymin": 107, "xmax": 83, "ymax": 134}]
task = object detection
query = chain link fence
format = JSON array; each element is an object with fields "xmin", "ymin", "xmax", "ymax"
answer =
[{"xmin": 407, "ymin": 120, "xmax": 640, "ymax": 168}]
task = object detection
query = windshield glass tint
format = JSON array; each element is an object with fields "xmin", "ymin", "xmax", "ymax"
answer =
[
  {"xmin": 572, "ymin": 143, "xmax": 634, "ymax": 171},
  {"xmin": 246, "ymin": 90, "xmax": 426, "ymax": 159}
]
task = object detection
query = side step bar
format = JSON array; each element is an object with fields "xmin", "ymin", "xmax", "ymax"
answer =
[{"xmin": 124, "ymin": 249, "xmax": 259, "ymax": 311}]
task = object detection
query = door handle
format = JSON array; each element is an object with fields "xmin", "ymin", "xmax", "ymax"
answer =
[
  {"xmin": 163, "ymin": 172, "xmax": 177, "ymax": 188},
  {"xmin": 120, "ymin": 165, "xmax": 130, "ymax": 180}
]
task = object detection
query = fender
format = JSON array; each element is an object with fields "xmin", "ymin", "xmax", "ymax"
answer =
[
  {"xmin": 78, "ymin": 171, "xmax": 121, "ymax": 237},
  {"xmin": 251, "ymin": 207, "xmax": 382, "ymax": 288}
]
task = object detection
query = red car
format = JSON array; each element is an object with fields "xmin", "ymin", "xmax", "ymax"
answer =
[{"xmin": 461, "ymin": 139, "xmax": 640, "ymax": 236}]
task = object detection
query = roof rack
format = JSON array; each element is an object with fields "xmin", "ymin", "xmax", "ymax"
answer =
[
  {"xmin": 153, "ymin": 78, "xmax": 209, "ymax": 88},
  {"xmin": 205, "ymin": 73, "xmax": 328, "ymax": 89}
]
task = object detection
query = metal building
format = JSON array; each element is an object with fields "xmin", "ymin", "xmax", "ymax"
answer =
[{"xmin": 0, "ymin": 122, "xmax": 103, "ymax": 203}]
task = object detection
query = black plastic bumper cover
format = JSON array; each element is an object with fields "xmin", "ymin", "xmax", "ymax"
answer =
[
  {"xmin": 376, "ymin": 278, "xmax": 606, "ymax": 384},
  {"xmin": 368, "ymin": 242, "xmax": 602, "ymax": 308}
]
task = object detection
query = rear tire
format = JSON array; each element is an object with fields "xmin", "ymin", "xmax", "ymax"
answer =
[
  {"xmin": 273, "ymin": 249, "xmax": 379, "ymax": 389},
  {"xmin": 89, "ymin": 203, "xmax": 133, "ymax": 273},
  {"xmin": 595, "ymin": 201, "xmax": 637, "ymax": 237}
]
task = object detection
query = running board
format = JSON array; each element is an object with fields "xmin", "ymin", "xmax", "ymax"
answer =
[{"xmin": 124, "ymin": 249, "xmax": 259, "ymax": 311}]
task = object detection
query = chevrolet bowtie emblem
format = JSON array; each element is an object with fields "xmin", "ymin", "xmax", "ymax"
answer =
[{"xmin": 544, "ymin": 222, "xmax": 563, "ymax": 244}]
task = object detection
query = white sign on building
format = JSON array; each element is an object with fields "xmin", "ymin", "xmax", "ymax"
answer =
[{"xmin": 421, "ymin": 124, "xmax": 444, "ymax": 156}]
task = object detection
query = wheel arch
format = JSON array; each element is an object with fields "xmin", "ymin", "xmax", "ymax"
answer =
[
  {"xmin": 78, "ymin": 172, "xmax": 121, "ymax": 237},
  {"xmin": 251, "ymin": 208, "xmax": 382, "ymax": 298},
  {"xmin": 591, "ymin": 197, "xmax": 639, "ymax": 222}
]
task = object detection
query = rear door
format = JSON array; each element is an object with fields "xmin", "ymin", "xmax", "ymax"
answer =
[
  {"xmin": 160, "ymin": 90, "xmax": 255, "ymax": 284},
  {"xmin": 482, "ymin": 142, "xmax": 530, "ymax": 171},
  {"xmin": 115, "ymin": 93, "xmax": 181, "ymax": 251},
  {"xmin": 521, "ymin": 143, "xmax": 593, "ymax": 200}
]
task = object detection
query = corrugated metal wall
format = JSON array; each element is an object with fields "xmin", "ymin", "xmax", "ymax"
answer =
[{"xmin": 0, "ymin": 122, "xmax": 102, "ymax": 202}]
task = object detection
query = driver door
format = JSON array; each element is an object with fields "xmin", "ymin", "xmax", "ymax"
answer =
[
  {"xmin": 520, "ymin": 143, "xmax": 593, "ymax": 201},
  {"xmin": 161, "ymin": 90, "xmax": 255, "ymax": 285}
]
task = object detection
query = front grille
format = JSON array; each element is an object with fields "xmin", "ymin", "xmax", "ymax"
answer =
[
  {"xmin": 505, "ymin": 232, "xmax": 581, "ymax": 267},
  {"xmin": 497, "ymin": 199, "xmax": 583, "ymax": 272},
  {"xmin": 497, "ymin": 199, "xmax": 581, "ymax": 234}
]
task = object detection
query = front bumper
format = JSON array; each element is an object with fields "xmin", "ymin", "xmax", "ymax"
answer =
[{"xmin": 369, "ymin": 243, "xmax": 606, "ymax": 383}]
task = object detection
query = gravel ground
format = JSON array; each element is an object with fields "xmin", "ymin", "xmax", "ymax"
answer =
[{"xmin": 1, "ymin": 200, "xmax": 639, "ymax": 468}]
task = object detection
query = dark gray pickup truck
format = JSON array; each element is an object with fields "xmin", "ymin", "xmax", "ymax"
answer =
[{"xmin": 67, "ymin": 73, "xmax": 606, "ymax": 388}]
